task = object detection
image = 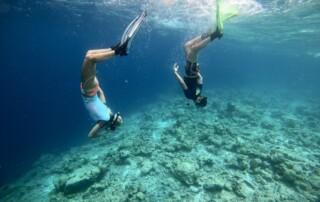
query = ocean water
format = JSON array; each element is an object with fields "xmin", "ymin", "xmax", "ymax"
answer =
[{"xmin": 0, "ymin": 0, "xmax": 319, "ymax": 201}]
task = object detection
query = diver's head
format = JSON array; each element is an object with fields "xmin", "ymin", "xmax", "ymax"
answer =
[{"xmin": 195, "ymin": 96, "xmax": 207, "ymax": 108}]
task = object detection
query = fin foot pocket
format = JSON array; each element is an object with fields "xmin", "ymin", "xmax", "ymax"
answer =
[{"xmin": 120, "ymin": 10, "xmax": 147, "ymax": 54}]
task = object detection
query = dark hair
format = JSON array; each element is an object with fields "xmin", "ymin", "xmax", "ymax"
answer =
[{"xmin": 195, "ymin": 96, "xmax": 207, "ymax": 108}]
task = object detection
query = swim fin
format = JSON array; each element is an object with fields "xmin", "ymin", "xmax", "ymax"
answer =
[
  {"xmin": 120, "ymin": 10, "xmax": 147, "ymax": 54},
  {"xmin": 214, "ymin": 0, "xmax": 238, "ymax": 34}
]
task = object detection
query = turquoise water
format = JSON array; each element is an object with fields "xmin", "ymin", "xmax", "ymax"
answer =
[{"xmin": 0, "ymin": 0, "xmax": 319, "ymax": 201}]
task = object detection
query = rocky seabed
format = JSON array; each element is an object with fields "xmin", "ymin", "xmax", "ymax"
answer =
[{"xmin": 0, "ymin": 89, "xmax": 319, "ymax": 202}]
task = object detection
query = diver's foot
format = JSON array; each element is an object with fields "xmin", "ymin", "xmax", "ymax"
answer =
[
  {"xmin": 211, "ymin": 0, "xmax": 224, "ymax": 40},
  {"xmin": 210, "ymin": 26, "xmax": 223, "ymax": 41},
  {"xmin": 216, "ymin": 24, "xmax": 224, "ymax": 38},
  {"xmin": 217, "ymin": 17, "xmax": 224, "ymax": 36},
  {"xmin": 111, "ymin": 38, "xmax": 129, "ymax": 56},
  {"xmin": 119, "ymin": 38, "xmax": 130, "ymax": 56},
  {"xmin": 111, "ymin": 42, "xmax": 120, "ymax": 50}
]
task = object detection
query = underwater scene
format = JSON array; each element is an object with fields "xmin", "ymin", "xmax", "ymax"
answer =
[{"xmin": 0, "ymin": 0, "xmax": 320, "ymax": 201}]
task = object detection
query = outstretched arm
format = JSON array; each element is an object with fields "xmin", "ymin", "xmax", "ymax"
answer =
[
  {"xmin": 173, "ymin": 63, "xmax": 187, "ymax": 90},
  {"xmin": 97, "ymin": 87, "xmax": 107, "ymax": 104}
]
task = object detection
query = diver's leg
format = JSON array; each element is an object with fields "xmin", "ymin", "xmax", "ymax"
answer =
[
  {"xmin": 87, "ymin": 48, "xmax": 112, "ymax": 54},
  {"xmin": 81, "ymin": 49, "xmax": 116, "ymax": 92},
  {"xmin": 81, "ymin": 60, "xmax": 98, "ymax": 93},
  {"xmin": 85, "ymin": 49, "xmax": 115, "ymax": 63},
  {"xmin": 184, "ymin": 35, "xmax": 212, "ymax": 62},
  {"xmin": 185, "ymin": 0, "xmax": 226, "ymax": 58},
  {"xmin": 184, "ymin": 25, "xmax": 224, "ymax": 61},
  {"xmin": 187, "ymin": 35, "xmax": 212, "ymax": 52}
]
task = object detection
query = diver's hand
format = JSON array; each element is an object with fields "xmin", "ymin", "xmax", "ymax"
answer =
[{"xmin": 173, "ymin": 63, "xmax": 179, "ymax": 73}]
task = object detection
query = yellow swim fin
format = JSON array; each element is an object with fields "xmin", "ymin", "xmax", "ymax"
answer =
[{"xmin": 215, "ymin": 0, "xmax": 238, "ymax": 33}]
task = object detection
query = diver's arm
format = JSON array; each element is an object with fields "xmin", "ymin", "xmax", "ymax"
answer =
[
  {"xmin": 88, "ymin": 121, "xmax": 107, "ymax": 138},
  {"xmin": 197, "ymin": 73, "xmax": 203, "ymax": 85},
  {"xmin": 173, "ymin": 63, "xmax": 188, "ymax": 90},
  {"xmin": 97, "ymin": 87, "xmax": 107, "ymax": 104}
]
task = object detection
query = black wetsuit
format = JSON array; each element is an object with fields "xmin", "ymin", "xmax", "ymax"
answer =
[
  {"xmin": 183, "ymin": 60, "xmax": 202, "ymax": 100},
  {"xmin": 183, "ymin": 76, "xmax": 202, "ymax": 100},
  {"xmin": 184, "ymin": 60, "xmax": 199, "ymax": 77}
]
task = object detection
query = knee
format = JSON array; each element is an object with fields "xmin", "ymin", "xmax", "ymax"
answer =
[
  {"xmin": 184, "ymin": 43, "xmax": 190, "ymax": 51},
  {"xmin": 86, "ymin": 50, "xmax": 93, "ymax": 56},
  {"xmin": 184, "ymin": 44, "xmax": 192, "ymax": 56},
  {"xmin": 85, "ymin": 50, "xmax": 95, "ymax": 61},
  {"xmin": 184, "ymin": 42, "xmax": 198, "ymax": 53}
]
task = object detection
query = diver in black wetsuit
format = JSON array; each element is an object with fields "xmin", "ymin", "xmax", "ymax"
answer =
[
  {"xmin": 173, "ymin": 25, "xmax": 223, "ymax": 107},
  {"xmin": 172, "ymin": 2, "xmax": 227, "ymax": 108},
  {"xmin": 172, "ymin": 1, "xmax": 239, "ymax": 108}
]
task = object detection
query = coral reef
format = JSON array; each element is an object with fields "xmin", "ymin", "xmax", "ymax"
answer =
[{"xmin": 0, "ymin": 89, "xmax": 319, "ymax": 202}]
